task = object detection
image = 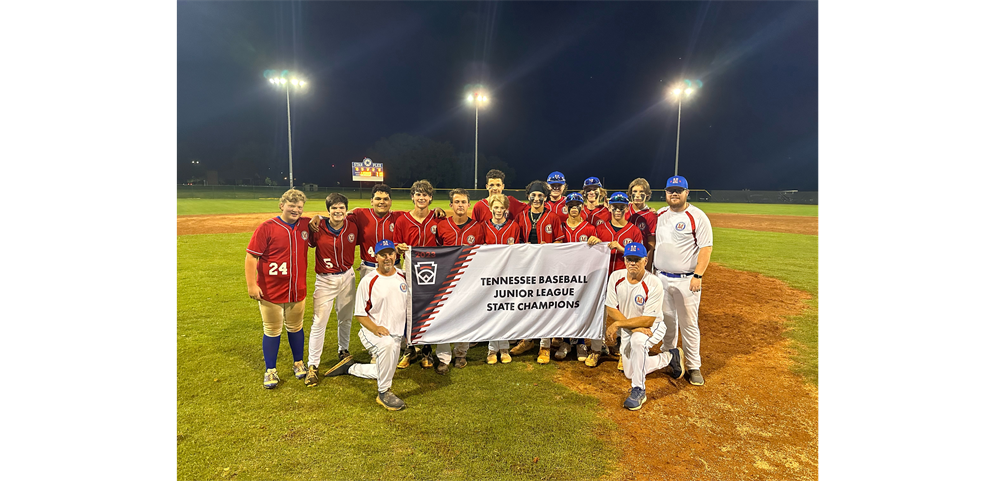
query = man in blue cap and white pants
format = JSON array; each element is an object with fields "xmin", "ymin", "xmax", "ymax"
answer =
[
  {"xmin": 325, "ymin": 239, "xmax": 409, "ymax": 411},
  {"xmin": 604, "ymin": 242, "xmax": 686, "ymax": 410},
  {"xmin": 654, "ymin": 175, "xmax": 712, "ymax": 386}
]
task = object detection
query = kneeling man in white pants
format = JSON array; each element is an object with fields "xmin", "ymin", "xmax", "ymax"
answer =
[
  {"xmin": 604, "ymin": 242, "xmax": 686, "ymax": 411},
  {"xmin": 325, "ymin": 239, "xmax": 409, "ymax": 411}
]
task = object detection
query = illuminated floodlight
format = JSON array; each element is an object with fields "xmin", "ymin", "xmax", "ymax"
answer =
[
  {"xmin": 280, "ymin": 78, "xmax": 287, "ymax": 84},
  {"xmin": 684, "ymin": 88, "xmax": 693, "ymax": 95},
  {"xmin": 299, "ymin": 81, "xmax": 306, "ymax": 87},
  {"xmin": 465, "ymin": 87, "xmax": 490, "ymax": 189},
  {"xmin": 672, "ymin": 88, "xmax": 682, "ymax": 96},
  {"xmin": 291, "ymin": 79, "xmax": 299, "ymax": 86}
]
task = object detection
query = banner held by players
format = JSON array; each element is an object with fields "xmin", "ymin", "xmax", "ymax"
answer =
[{"xmin": 405, "ymin": 243, "xmax": 612, "ymax": 344}]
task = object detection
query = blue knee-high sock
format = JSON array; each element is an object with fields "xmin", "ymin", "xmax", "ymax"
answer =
[
  {"xmin": 263, "ymin": 334, "xmax": 281, "ymax": 370},
  {"xmin": 287, "ymin": 329, "xmax": 305, "ymax": 362}
]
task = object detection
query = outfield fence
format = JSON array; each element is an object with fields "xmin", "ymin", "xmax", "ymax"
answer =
[{"xmin": 177, "ymin": 185, "xmax": 817, "ymax": 204}]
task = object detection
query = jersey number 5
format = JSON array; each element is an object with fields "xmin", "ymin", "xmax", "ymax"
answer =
[{"xmin": 268, "ymin": 262, "xmax": 288, "ymax": 276}]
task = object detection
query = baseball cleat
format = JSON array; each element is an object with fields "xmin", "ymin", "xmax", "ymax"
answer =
[
  {"xmin": 487, "ymin": 351, "xmax": 498, "ymax": 365},
  {"xmin": 623, "ymin": 387, "xmax": 646, "ymax": 410},
  {"xmin": 554, "ymin": 343, "xmax": 570, "ymax": 360},
  {"xmin": 500, "ymin": 349, "xmax": 512, "ymax": 364},
  {"xmin": 263, "ymin": 369, "xmax": 280, "ymax": 389},
  {"xmin": 537, "ymin": 347, "xmax": 551, "ymax": 364},
  {"xmin": 434, "ymin": 359, "xmax": 450, "ymax": 375},
  {"xmin": 338, "ymin": 349, "xmax": 351, "ymax": 361},
  {"xmin": 304, "ymin": 365, "xmax": 320, "ymax": 387},
  {"xmin": 376, "ymin": 390, "xmax": 406, "ymax": 411},
  {"xmin": 292, "ymin": 360, "xmax": 307, "ymax": 380},
  {"xmin": 668, "ymin": 348, "xmax": 686, "ymax": 380},
  {"xmin": 418, "ymin": 346, "xmax": 433, "ymax": 368},
  {"xmin": 510, "ymin": 339, "xmax": 534, "ymax": 356},
  {"xmin": 687, "ymin": 369, "xmax": 705, "ymax": 386},
  {"xmin": 576, "ymin": 343, "xmax": 589, "ymax": 362},
  {"xmin": 584, "ymin": 351, "xmax": 600, "ymax": 367},
  {"xmin": 324, "ymin": 355, "xmax": 355, "ymax": 377},
  {"xmin": 453, "ymin": 356, "xmax": 467, "ymax": 369},
  {"xmin": 397, "ymin": 346, "xmax": 416, "ymax": 369}
]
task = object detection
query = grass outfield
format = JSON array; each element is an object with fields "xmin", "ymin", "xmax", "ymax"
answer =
[
  {"xmin": 177, "ymin": 198, "xmax": 818, "ymax": 477},
  {"xmin": 178, "ymin": 198, "xmax": 817, "ymax": 217},
  {"xmin": 178, "ymin": 234, "xmax": 615, "ymax": 480}
]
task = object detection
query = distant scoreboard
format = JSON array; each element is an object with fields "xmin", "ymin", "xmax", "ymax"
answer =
[{"xmin": 351, "ymin": 157, "xmax": 384, "ymax": 182}]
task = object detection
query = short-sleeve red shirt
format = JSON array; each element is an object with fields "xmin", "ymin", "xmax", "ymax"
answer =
[
  {"xmin": 582, "ymin": 205, "xmax": 611, "ymax": 227},
  {"xmin": 484, "ymin": 219, "xmax": 522, "ymax": 245},
  {"xmin": 309, "ymin": 217, "xmax": 358, "ymax": 274},
  {"xmin": 349, "ymin": 209, "xmax": 403, "ymax": 264},
  {"xmin": 625, "ymin": 205, "xmax": 658, "ymax": 248},
  {"xmin": 516, "ymin": 208, "xmax": 564, "ymax": 244},
  {"xmin": 471, "ymin": 196, "xmax": 527, "ymax": 223},
  {"xmin": 394, "ymin": 211, "xmax": 441, "ymax": 247},
  {"xmin": 561, "ymin": 220, "xmax": 598, "ymax": 243},
  {"xmin": 595, "ymin": 222, "xmax": 644, "ymax": 273},
  {"xmin": 436, "ymin": 217, "xmax": 485, "ymax": 246},
  {"xmin": 246, "ymin": 216, "xmax": 312, "ymax": 303}
]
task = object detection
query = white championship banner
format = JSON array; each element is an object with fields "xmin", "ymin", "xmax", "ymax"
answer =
[{"xmin": 405, "ymin": 243, "xmax": 612, "ymax": 344}]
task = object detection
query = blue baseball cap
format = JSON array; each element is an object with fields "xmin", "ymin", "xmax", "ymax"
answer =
[
  {"xmin": 623, "ymin": 242, "xmax": 647, "ymax": 258},
  {"xmin": 583, "ymin": 177, "xmax": 602, "ymax": 189},
  {"xmin": 374, "ymin": 239, "xmax": 396, "ymax": 254},
  {"xmin": 608, "ymin": 192, "xmax": 630, "ymax": 205},
  {"xmin": 564, "ymin": 192, "xmax": 583, "ymax": 204},
  {"xmin": 546, "ymin": 171, "xmax": 566, "ymax": 185},
  {"xmin": 665, "ymin": 176, "xmax": 689, "ymax": 190}
]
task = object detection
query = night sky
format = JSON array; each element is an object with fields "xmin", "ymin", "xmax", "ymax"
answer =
[{"xmin": 177, "ymin": 1, "xmax": 818, "ymax": 191}]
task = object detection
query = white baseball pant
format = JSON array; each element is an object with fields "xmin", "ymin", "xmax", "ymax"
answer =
[
  {"xmin": 657, "ymin": 273, "xmax": 702, "ymax": 370},
  {"xmin": 488, "ymin": 340, "xmax": 510, "ymax": 351},
  {"xmin": 351, "ymin": 329, "xmax": 403, "ymax": 393},
  {"xmin": 619, "ymin": 320, "xmax": 672, "ymax": 389},
  {"xmin": 308, "ymin": 270, "xmax": 356, "ymax": 367},
  {"xmin": 436, "ymin": 342, "xmax": 470, "ymax": 364}
]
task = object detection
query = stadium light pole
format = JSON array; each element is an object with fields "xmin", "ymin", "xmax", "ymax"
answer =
[
  {"xmin": 269, "ymin": 74, "xmax": 307, "ymax": 188},
  {"xmin": 669, "ymin": 80, "xmax": 699, "ymax": 176},
  {"xmin": 466, "ymin": 90, "xmax": 489, "ymax": 190}
]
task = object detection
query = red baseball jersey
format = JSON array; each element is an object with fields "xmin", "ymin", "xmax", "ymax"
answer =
[
  {"xmin": 595, "ymin": 222, "xmax": 644, "ymax": 273},
  {"xmin": 625, "ymin": 204, "xmax": 658, "ymax": 247},
  {"xmin": 246, "ymin": 216, "xmax": 312, "ymax": 304},
  {"xmin": 561, "ymin": 220, "xmax": 598, "ymax": 243},
  {"xmin": 394, "ymin": 211, "xmax": 441, "ymax": 247},
  {"xmin": 484, "ymin": 219, "xmax": 521, "ymax": 245},
  {"xmin": 436, "ymin": 217, "xmax": 485, "ymax": 246},
  {"xmin": 583, "ymin": 205, "xmax": 611, "ymax": 227},
  {"xmin": 547, "ymin": 196, "xmax": 569, "ymax": 224},
  {"xmin": 348, "ymin": 208, "xmax": 403, "ymax": 264},
  {"xmin": 309, "ymin": 217, "xmax": 358, "ymax": 274},
  {"xmin": 516, "ymin": 208, "xmax": 564, "ymax": 244},
  {"xmin": 471, "ymin": 196, "xmax": 527, "ymax": 223}
]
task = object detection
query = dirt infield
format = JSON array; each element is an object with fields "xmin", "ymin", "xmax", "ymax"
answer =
[{"xmin": 179, "ymin": 212, "xmax": 817, "ymax": 479}]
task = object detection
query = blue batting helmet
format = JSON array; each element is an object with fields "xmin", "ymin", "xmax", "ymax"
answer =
[{"xmin": 583, "ymin": 177, "xmax": 602, "ymax": 189}]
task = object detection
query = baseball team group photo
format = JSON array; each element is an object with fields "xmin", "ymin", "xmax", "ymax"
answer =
[{"xmin": 178, "ymin": 171, "xmax": 817, "ymax": 480}]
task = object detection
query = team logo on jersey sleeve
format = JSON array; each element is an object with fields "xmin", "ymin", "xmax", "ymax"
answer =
[
  {"xmin": 400, "ymin": 282, "xmax": 408, "ymax": 293},
  {"xmin": 389, "ymin": 223, "xmax": 395, "ymax": 232},
  {"xmin": 562, "ymin": 206, "xmax": 568, "ymax": 214},
  {"xmin": 430, "ymin": 225, "xmax": 437, "ymax": 234},
  {"xmin": 506, "ymin": 237, "xmax": 515, "ymax": 244},
  {"xmin": 622, "ymin": 238, "xmax": 632, "ymax": 245},
  {"xmin": 415, "ymin": 261, "xmax": 437, "ymax": 285},
  {"xmin": 301, "ymin": 231, "xmax": 309, "ymax": 240},
  {"xmin": 675, "ymin": 222, "xmax": 686, "ymax": 231},
  {"xmin": 638, "ymin": 221, "xmax": 646, "ymax": 230},
  {"xmin": 580, "ymin": 235, "xmax": 588, "ymax": 241},
  {"xmin": 545, "ymin": 225, "xmax": 552, "ymax": 234},
  {"xmin": 634, "ymin": 294, "xmax": 646, "ymax": 306},
  {"xmin": 348, "ymin": 233, "xmax": 356, "ymax": 243},
  {"xmin": 467, "ymin": 235, "xmax": 476, "ymax": 244}
]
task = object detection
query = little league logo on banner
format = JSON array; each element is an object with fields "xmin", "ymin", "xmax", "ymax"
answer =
[{"xmin": 404, "ymin": 243, "xmax": 613, "ymax": 344}]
